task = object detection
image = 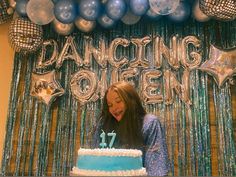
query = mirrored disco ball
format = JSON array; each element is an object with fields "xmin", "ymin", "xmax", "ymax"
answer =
[
  {"xmin": 0, "ymin": 0, "xmax": 13, "ymax": 24},
  {"xmin": 9, "ymin": 18, "xmax": 43, "ymax": 53},
  {"xmin": 199, "ymin": 0, "xmax": 236, "ymax": 20}
]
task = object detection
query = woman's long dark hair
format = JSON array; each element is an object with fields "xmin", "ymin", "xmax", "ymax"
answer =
[{"xmin": 99, "ymin": 81, "xmax": 146, "ymax": 149}]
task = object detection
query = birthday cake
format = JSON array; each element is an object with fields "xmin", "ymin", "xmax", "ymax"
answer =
[{"xmin": 70, "ymin": 148, "xmax": 147, "ymax": 176}]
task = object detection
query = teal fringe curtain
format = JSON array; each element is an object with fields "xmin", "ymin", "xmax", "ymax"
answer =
[{"xmin": 1, "ymin": 18, "xmax": 235, "ymax": 176}]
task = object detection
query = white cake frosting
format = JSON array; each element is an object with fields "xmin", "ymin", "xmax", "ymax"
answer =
[{"xmin": 71, "ymin": 167, "xmax": 147, "ymax": 176}]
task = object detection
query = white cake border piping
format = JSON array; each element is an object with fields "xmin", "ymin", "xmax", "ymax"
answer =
[
  {"xmin": 77, "ymin": 148, "xmax": 143, "ymax": 157},
  {"xmin": 71, "ymin": 167, "xmax": 147, "ymax": 176}
]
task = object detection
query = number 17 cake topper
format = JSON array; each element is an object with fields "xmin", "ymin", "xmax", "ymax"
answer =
[{"xmin": 99, "ymin": 130, "xmax": 116, "ymax": 148}]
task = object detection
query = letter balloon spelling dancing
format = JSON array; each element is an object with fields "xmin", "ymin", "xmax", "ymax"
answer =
[{"xmin": 93, "ymin": 81, "xmax": 170, "ymax": 176}]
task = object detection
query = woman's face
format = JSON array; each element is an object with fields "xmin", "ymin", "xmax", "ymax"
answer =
[{"xmin": 106, "ymin": 89, "xmax": 126, "ymax": 122}]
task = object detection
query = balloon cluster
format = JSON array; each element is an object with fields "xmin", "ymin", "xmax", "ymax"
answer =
[
  {"xmin": 11, "ymin": 0, "xmax": 208, "ymax": 35},
  {"xmin": 7, "ymin": 0, "xmax": 236, "ymax": 36}
]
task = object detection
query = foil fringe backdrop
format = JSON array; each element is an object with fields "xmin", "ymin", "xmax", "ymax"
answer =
[{"xmin": 1, "ymin": 19, "xmax": 236, "ymax": 176}]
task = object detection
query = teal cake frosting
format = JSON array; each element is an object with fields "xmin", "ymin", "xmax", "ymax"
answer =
[{"xmin": 77, "ymin": 155, "xmax": 142, "ymax": 171}]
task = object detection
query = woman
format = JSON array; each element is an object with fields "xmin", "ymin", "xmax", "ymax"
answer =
[{"xmin": 93, "ymin": 81, "xmax": 170, "ymax": 176}]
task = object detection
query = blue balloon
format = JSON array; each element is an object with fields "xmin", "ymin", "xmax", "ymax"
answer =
[
  {"xmin": 79, "ymin": 0, "xmax": 101, "ymax": 21},
  {"xmin": 54, "ymin": 0, "xmax": 77, "ymax": 24},
  {"xmin": 98, "ymin": 13, "xmax": 116, "ymax": 28},
  {"xmin": 129, "ymin": 0, "xmax": 149, "ymax": 16},
  {"xmin": 105, "ymin": 0, "xmax": 127, "ymax": 20},
  {"xmin": 167, "ymin": 1, "xmax": 191, "ymax": 23},
  {"xmin": 74, "ymin": 16, "xmax": 96, "ymax": 33},
  {"xmin": 15, "ymin": 0, "xmax": 28, "ymax": 17}
]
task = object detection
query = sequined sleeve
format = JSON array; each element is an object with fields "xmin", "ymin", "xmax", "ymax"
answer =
[{"xmin": 142, "ymin": 114, "xmax": 170, "ymax": 176}]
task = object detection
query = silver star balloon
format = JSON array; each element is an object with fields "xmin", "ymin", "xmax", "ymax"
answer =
[
  {"xmin": 199, "ymin": 45, "xmax": 236, "ymax": 87},
  {"xmin": 30, "ymin": 70, "xmax": 65, "ymax": 105}
]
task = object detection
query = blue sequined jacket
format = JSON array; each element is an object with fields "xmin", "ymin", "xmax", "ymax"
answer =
[{"xmin": 92, "ymin": 114, "xmax": 170, "ymax": 176}]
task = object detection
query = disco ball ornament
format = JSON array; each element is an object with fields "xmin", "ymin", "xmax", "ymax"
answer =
[
  {"xmin": 0, "ymin": 0, "xmax": 13, "ymax": 24},
  {"xmin": 199, "ymin": 0, "xmax": 236, "ymax": 21},
  {"xmin": 149, "ymin": 0, "xmax": 180, "ymax": 15},
  {"xmin": 9, "ymin": 18, "xmax": 43, "ymax": 53}
]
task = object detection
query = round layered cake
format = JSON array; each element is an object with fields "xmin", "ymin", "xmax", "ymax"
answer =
[{"xmin": 70, "ymin": 148, "xmax": 147, "ymax": 176}]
